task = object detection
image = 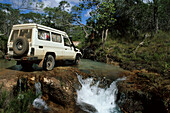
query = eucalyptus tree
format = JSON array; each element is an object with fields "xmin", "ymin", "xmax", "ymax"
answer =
[
  {"xmin": 159, "ymin": 0, "xmax": 170, "ymax": 31},
  {"xmin": 73, "ymin": 0, "xmax": 117, "ymax": 49},
  {"xmin": 0, "ymin": 3, "xmax": 20, "ymax": 37},
  {"xmin": 20, "ymin": 12, "xmax": 43, "ymax": 24},
  {"xmin": 0, "ymin": 3, "xmax": 20, "ymax": 53}
]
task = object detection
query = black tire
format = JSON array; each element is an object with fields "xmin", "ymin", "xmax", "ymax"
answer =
[
  {"xmin": 43, "ymin": 54, "xmax": 55, "ymax": 71},
  {"xmin": 13, "ymin": 37, "xmax": 29, "ymax": 56},
  {"xmin": 21, "ymin": 63, "xmax": 33, "ymax": 71},
  {"xmin": 74, "ymin": 55, "xmax": 81, "ymax": 65}
]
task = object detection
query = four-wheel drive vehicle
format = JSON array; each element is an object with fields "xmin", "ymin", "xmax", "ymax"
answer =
[{"xmin": 5, "ymin": 23, "xmax": 82, "ymax": 70}]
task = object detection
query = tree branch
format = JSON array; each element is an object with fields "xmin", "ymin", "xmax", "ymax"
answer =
[{"xmin": 75, "ymin": 16, "xmax": 96, "ymax": 38}]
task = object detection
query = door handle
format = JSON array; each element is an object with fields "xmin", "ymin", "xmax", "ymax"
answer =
[{"xmin": 39, "ymin": 46, "xmax": 43, "ymax": 48}]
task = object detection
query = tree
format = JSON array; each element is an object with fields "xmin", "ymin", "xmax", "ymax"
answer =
[
  {"xmin": 20, "ymin": 12, "xmax": 43, "ymax": 24},
  {"xmin": 42, "ymin": 4, "xmax": 74, "ymax": 33},
  {"xmin": 159, "ymin": 0, "xmax": 170, "ymax": 31},
  {"xmin": 95, "ymin": 1, "xmax": 116, "ymax": 49},
  {"xmin": 73, "ymin": 0, "xmax": 116, "ymax": 49},
  {"xmin": 0, "ymin": 3, "xmax": 20, "ymax": 53},
  {"xmin": 153, "ymin": 0, "xmax": 159, "ymax": 33}
]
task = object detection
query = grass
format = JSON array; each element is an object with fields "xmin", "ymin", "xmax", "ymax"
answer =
[
  {"xmin": 0, "ymin": 85, "xmax": 37, "ymax": 113},
  {"xmin": 94, "ymin": 31, "xmax": 170, "ymax": 74}
]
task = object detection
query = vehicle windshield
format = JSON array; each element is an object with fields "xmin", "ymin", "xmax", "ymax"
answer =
[{"xmin": 10, "ymin": 29, "xmax": 32, "ymax": 42}]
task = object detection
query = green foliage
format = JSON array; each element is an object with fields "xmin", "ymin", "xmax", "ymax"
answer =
[
  {"xmin": 95, "ymin": 31, "xmax": 170, "ymax": 74},
  {"xmin": 0, "ymin": 87, "xmax": 36, "ymax": 113},
  {"xmin": 96, "ymin": 1, "xmax": 116, "ymax": 29},
  {"xmin": 0, "ymin": 84, "xmax": 8, "ymax": 109},
  {"xmin": 6, "ymin": 90, "xmax": 36, "ymax": 113}
]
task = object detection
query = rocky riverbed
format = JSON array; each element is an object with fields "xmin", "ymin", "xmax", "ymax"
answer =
[
  {"xmin": 0, "ymin": 65, "xmax": 91, "ymax": 113},
  {"xmin": 0, "ymin": 59, "xmax": 169, "ymax": 113}
]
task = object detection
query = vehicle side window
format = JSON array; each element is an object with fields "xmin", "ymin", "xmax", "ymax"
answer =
[
  {"xmin": 64, "ymin": 37, "xmax": 71, "ymax": 46},
  {"xmin": 51, "ymin": 33, "xmax": 62, "ymax": 43},
  {"xmin": 10, "ymin": 30, "xmax": 19, "ymax": 42},
  {"xmin": 38, "ymin": 29, "xmax": 50, "ymax": 41}
]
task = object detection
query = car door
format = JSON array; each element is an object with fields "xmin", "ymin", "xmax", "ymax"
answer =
[
  {"xmin": 63, "ymin": 36, "xmax": 75, "ymax": 60},
  {"xmin": 51, "ymin": 32, "xmax": 64, "ymax": 60}
]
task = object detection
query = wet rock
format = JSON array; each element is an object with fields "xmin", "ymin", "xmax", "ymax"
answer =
[
  {"xmin": 117, "ymin": 71, "xmax": 169, "ymax": 113},
  {"xmin": 77, "ymin": 102, "xmax": 97, "ymax": 113},
  {"xmin": 12, "ymin": 67, "xmax": 90, "ymax": 113}
]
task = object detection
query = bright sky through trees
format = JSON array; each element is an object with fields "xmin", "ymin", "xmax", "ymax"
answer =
[{"xmin": 0, "ymin": 0, "xmax": 89, "ymax": 24}]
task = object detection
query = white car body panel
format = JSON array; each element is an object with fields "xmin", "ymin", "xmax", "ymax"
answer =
[{"xmin": 7, "ymin": 23, "xmax": 82, "ymax": 62}]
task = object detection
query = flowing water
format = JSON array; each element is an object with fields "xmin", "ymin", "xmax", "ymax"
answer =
[
  {"xmin": 0, "ymin": 59, "xmax": 125, "ymax": 112},
  {"xmin": 33, "ymin": 81, "xmax": 48, "ymax": 110},
  {"xmin": 75, "ymin": 59, "xmax": 124, "ymax": 81},
  {"xmin": 76, "ymin": 74, "xmax": 125, "ymax": 113},
  {"xmin": 74, "ymin": 59, "xmax": 125, "ymax": 113}
]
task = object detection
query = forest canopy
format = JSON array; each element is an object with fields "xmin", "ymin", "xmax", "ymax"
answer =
[{"xmin": 0, "ymin": 0, "xmax": 170, "ymax": 51}]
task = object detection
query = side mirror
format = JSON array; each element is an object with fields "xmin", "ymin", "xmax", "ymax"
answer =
[{"xmin": 69, "ymin": 36, "xmax": 72, "ymax": 41}]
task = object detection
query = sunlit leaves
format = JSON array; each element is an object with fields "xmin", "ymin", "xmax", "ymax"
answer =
[{"xmin": 96, "ymin": 1, "xmax": 116, "ymax": 29}]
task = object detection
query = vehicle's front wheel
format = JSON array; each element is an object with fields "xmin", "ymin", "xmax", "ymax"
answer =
[
  {"xmin": 43, "ymin": 54, "xmax": 55, "ymax": 71},
  {"xmin": 74, "ymin": 55, "xmax": 81, "ymax": 65}
]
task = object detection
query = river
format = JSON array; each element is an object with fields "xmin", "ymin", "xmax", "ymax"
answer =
[
  {"xmin": 0, "ymin": 59, "xmax": 125, "ymax": 113},
  {"xmin": 74, "ymin": 59, "xmax": 124, "ymax": 80}
]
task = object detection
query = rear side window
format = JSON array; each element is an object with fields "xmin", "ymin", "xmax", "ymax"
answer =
[
  {"xmin": 38, "ymin": 29, "xmax": 50, "ymax": 41},
  {"xmin": 51, "ymin": 33, "xmax": 62, "ymax": 43},
  {"xmin": 10, "ymin": 29, "xmax": 32, "ymax": 42}
]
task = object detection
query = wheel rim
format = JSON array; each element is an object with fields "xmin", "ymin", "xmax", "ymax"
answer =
[
  {"xmin": 46, "ymin": 55, "xmax": 55, "ymax": 70},
  {"xmin": 16, "ymin": 41, "xmax": 23, "ymax": 50},
  {"xmin": 76, "ymin": 56, "xmax": 80, "ymax": 64}
]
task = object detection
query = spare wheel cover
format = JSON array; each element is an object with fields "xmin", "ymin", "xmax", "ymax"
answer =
[{"xmin": 13, "ymin": 37, "xmax": 29, "ymax": 56}]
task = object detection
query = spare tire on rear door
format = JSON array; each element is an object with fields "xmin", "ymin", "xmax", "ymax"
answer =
[{"xmin": 13, "ymin": 36, "xmax": 29, "ymax": 56}]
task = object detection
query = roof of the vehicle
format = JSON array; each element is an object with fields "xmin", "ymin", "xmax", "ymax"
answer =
[{"xmin": 13, "ymin": 23, "xmax": 67, "ymax": 36}]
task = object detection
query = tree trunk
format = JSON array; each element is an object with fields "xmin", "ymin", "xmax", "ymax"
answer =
[
  {"xmin": 102, "ymin": 30, "xmax": 104, "ymax": 42},
  {"xmin": 156, "ymin": 17, "xmax": 159, "ymax": 33},
  {"xmin": 153, "ymin": 0, "xmax": 159, "ymax": 33},
  {"xmin": 102, "ymin": 29, "xmax": 108, "ymax": 50}
]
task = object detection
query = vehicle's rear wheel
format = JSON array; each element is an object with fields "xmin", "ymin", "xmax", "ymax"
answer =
[
  {"xmin": 74, "ymin": 55, "xmax": 81, "ymax": 65},
  {"xmin": 21, "ymin": 63, "xmax": 33, "ymax": 71},
  {"xmin": 43, "ymin": 54, "xmax": 55, "ymax": 71},
  {"xmin": 13, "ymin": 37, "xmax": 29, "ymax": 56}
]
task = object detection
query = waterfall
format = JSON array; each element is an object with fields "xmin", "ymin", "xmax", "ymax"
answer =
[
  {"xmin": 17, "ymin": 78, "xmax": 24, "ymax": 100},
  {"xmin": 35, "ymin": 82, "xmax": 42, "ymax": 97},
  {"xmin": 76, "ymin": 74, "xmax": 125, "ymax": 113},
  {"xmin": 32, "ymin": 80, "xmax": 48, "ymax": 110}
]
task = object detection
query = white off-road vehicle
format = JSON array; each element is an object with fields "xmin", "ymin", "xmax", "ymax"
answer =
[{"xmin": 5, "ymin": 23, "xmax": 82, "ymax": 70}]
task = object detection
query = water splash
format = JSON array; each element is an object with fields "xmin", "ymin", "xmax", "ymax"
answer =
[
  {"xmin": 76, "ymin": 74, "xmax": 125, "ymax": 113},
  {"xmin": 32, "ymin": 98, "xmax": 48, "ymax": 110},
  {"xmin": 35, "ymin": 82, "xmax": 42, "ymax": 97},
  {"xmin": 33, "ymin": 81, "xmax": 48, "ymax": 110},
  {"xmin": 17, "ymin": 78, "xmax": 24, "ymax": 100},
  {"xmin": 19, "ymin": 78, "xmax": 22, "ymax": 92}
]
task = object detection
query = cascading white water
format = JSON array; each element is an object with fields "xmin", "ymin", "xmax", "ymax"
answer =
[
  {"xmin": 76, "ymin": 74, "xmax": 125, "ymax": 113},
  {"xmin": 17, "ymin": 78, "xmax": 24, "ymax": 100},
  {"xmin": 32, "ymin": 81, "xmax": 48, "ymax": 110},
  {"xmin": 35, "ymin": 82, "xmax": 42, "ymax": 97}
]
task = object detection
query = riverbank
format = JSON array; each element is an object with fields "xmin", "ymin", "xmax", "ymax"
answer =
[
  {"xmin": 0, "ymin": 66, "xmax": 91, "ymax": 113},
  {"xmin": 0, "ymin": 60, "xmax": 127, "ymax": 113},
  {"xmin": 83, "ymin": 32, "xmax": 170, "ymax": 112}
]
